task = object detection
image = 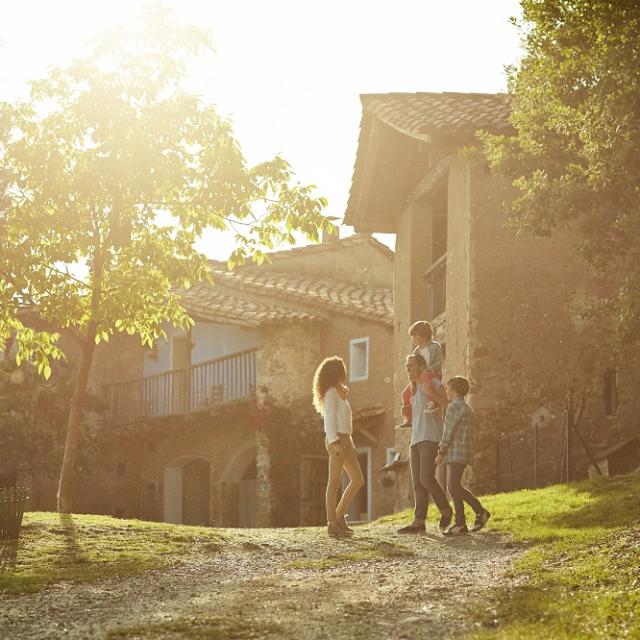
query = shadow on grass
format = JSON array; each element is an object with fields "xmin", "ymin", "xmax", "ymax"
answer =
[
  {"xmin": 0, "ymin": 540, "xmax": 19, "ymax": 570},
  {"xmin": 59, "ymin": 513, "xmax": 89, "ymax": 565},
  {"xmin": 546, "ymin": 472, "xmax": 639, "ymax": 532}
]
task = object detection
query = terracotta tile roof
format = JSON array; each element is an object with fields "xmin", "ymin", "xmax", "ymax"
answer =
[
  {"xmin": 176, "ymin": 287, "xmax": 323, "ymax": 327},
  {"xmin": 212, "ymin": 269, "xmax": 393, "ymax": 326},
  {"xmin": 345, "ymin": 92, "xmax": 512, "ymax": 232},
  {"xmin": 362, "ymin": 92, "xmax": 512, "ymax": 139}
]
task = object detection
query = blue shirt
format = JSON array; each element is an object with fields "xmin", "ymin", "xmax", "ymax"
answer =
[{"xmin": 410, "ymin": 381, "xmax": 443, "ymax": 446}]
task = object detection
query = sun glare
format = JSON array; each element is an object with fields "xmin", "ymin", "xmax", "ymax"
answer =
[{"xmin": 1, "ymin": 0, "xmax": 521, "ymax": 260}]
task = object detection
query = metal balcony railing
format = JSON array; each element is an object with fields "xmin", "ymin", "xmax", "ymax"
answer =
[
  {"xmin": 108, "ymin": 348, "xmax": 258, "ymax": 426},
  {"xmin": 425, "ymin": 253, "xmax": 446, "ymax": 321}
]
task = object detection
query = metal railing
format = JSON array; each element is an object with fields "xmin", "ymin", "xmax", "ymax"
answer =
[
  {"xmin": 108, "ymin": 348, "xmax": 258, "ymax": 426},
  {"xmin": 425, "ymin": 253, "xmax": 447, "ymax": 320}
]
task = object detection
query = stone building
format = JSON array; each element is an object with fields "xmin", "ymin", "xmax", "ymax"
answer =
[
  {"xmin": 345, "ymin": 92, "xmax": 640, "ymax": 505},
  {"xmin": 67, "ymin": 234, "xmax": 399, "ymax": 527}
]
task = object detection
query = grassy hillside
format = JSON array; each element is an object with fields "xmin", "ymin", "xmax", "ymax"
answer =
[
  {"xmin": 0, "ymin": 513, "xmax": 225, "ymax": 594},
  {"xmin": 378, "ymin": 470, "xmax": 640, "ymax": 639},
  {"xmin": 1, "ymin": 471, "xmax": 638, "ymax": 640},
  {"xmin": 473, "ymin": 471, "xmax": 639, "ymax": 639}
]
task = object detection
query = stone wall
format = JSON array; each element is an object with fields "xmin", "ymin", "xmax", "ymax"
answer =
[
  {"xmin": 258, "ymin": 315, "xmax": 397, "ymax": 521},
  {"xmin": 75, "ymin": 402, "xmax": 258, "ymax": 524},
  {"xmin": 466, "ymin": 156, "xmax": 640, "ymax": 489},
  {"xmin": 390, "ymin": 153, "xmax": 640, "ymax": 497},
  {"xmin": 322, "ymin": 314, "xmax": 397, "ymax": 519}
]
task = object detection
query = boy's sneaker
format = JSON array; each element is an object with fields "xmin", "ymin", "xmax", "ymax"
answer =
[
  {"xmin": 444, "ymin": 524, "xmax": 469, "ymax": 535},
  {"xmin": 395, "ymin": 421, "xmax": 412, "ymax": 429},
  {"xmin": 438, "ymin": 508, "xmax": 453, "ymax": 534},
  {"xmin": 397, "ymin": 522, "xmax": 426, "ymax": 534},
  {"xmin": 471, "ymin": 510, "xmax": 491, "ymax": 532}
]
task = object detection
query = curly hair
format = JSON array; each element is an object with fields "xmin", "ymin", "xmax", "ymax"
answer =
[{"xmin": 312, "ymin": 356, "xmax": 347, "ymax": 415}]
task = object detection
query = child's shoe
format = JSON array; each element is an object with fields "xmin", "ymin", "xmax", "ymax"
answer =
[
  {"xmin": 471, "ymin": 510, "xmax": 491, "ymax": 532},
  {"xmin": 444, "ymin": 524, "xmax": 469, "ymax": 535},
  {"xmin": 395, "ymin": 421, "xmax": 412, "ymax": 429}
]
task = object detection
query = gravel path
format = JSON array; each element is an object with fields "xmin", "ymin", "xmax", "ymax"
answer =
[{"xmin": 0, "ymin": 524, "xmax": 520, "ymax": 639}]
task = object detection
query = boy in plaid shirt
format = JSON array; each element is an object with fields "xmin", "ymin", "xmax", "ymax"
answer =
[{"xmin": 435, "ymin": 376, "xmax": 491, "ymax": 534}]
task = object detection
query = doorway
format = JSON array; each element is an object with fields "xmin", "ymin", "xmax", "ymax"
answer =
[{"xmin": 163, "ymin": 456, "xmax": 211, "ymax": 525}]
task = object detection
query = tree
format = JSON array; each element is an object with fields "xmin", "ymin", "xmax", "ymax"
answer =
[
  {"xmin": 1, "ymin": 104, "xmax": 63, "ymax": 371},
  {"xmin": 0, "ymin": 6, "xmax": 331, "ymax": 512},
  {"xmin": 480, "ymin": 0, "xmax": 640, "ymax": 344}
]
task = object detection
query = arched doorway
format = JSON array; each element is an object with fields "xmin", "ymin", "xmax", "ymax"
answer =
[
  {"xmin": 220, "ymin": 444, "xmax": 256, "ymax": 527},
  {"xmin": 163, "ymin": 456, "xmax": 211, "ymax": 526}
]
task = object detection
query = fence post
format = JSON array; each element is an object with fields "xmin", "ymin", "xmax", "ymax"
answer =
[
  {"xmin": 533, "ymin": 421, "xmax": 539, "ymax": 489},
  {"xmin": 565, "ymin": 389, "xmax": 573, "ymax": 483},
  {"xmin": 496, "ymin": 438, "xmax": 501, "ymax": 492}
]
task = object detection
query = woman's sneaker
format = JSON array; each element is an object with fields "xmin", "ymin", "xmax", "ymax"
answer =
[
  {"xmin": 444, "ymin": 524, "xmax": 469, "ymax": 535},
  {"xmin": 327, "ymin": 521, "xmax": 345, "ymax": 537},
  {"xmin": 472, "ymin": 510, "xmax": 491, "ymax": 532}
]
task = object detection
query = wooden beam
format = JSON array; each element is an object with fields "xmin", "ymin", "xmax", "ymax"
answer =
[{"xmin": 357, "ymin": 427, "xmax": 379, "ymax": 446}]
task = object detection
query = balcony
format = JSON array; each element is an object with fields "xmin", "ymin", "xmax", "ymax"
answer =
[
  {"xmin": 425, "ymin": 253, "xmax": 446, "ymax": 321},
  {"xmin": 108, "ymin": 348, "xmax": 258, "ymax": 426}
]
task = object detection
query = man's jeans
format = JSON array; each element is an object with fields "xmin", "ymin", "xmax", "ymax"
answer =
[{"xmin": 410, "ymin": 440, "xmax": 450, "ymax": 520}]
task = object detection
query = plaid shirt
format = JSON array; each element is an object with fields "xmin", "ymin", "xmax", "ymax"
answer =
[
  {"xmin": 439, "ymin": 397, "xmax": 474, "ymax": 465},
  {"xmin": 413, "ymin": 341, "xmax": 444, "ymax": 374}
]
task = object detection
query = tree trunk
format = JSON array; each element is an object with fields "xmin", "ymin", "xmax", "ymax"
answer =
[
  {"xmin": 56, "ymin": 325, "xmax": 97, "ymax": 513},
  {"xmin": 57, "ymin": 234, "xmax": 105, "ymax": 514}
]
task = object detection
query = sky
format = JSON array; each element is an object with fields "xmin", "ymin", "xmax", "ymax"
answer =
[{"xmin": 0, "ymin": 0, "xmax": 523, "ymax": 259}]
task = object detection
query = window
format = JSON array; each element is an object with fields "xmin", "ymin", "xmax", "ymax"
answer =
[
  {"xmin": 604, "ymin": 369, "xmax": 618, "ymax": 416},
  {"xmin": 349, "ymin": 337, "xmax": 369, "ymax": 381}
]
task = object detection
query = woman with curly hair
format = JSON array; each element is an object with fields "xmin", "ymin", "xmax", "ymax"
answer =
[{"xmin": 312, "ymin": 356, "xmax": 364, "ymax": 536}]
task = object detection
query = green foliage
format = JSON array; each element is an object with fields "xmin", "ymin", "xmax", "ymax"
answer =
[
  {"xmin": 480, "ymin": 1, "xmax": 640, "ymax": 344},
  {"xmin": 0, "ymin": 357, "xmax": 78, "ymax": 474},
  {"xmin": 0, "ymin": 4, "xmax": 331, "ymax": 369}
]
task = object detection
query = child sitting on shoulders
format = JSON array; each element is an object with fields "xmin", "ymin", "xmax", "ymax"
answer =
[{"xmin": 398, "ymin": 320, "xmax": 448, "ymax": 427}]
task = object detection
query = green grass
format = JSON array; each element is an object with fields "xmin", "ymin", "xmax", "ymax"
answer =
[
  {"xmin": 105, "ymin": 614, "xmax": 280, "ymax": 639},
  {"xmin": 0, "ymin": 512, "xmax": 225, "ymax": 595},
  {"xmin": 467, "ymin": 471, "xmax": 640, "ymax": 640}
]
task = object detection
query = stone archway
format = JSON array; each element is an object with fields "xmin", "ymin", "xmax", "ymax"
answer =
[
  {"xmin": 163, "ymin": 455, "xmax": 211, "ymax": 526},
  {"xmin": 220, "ymin": 444, "xmax": 256, "ymax": 528}
]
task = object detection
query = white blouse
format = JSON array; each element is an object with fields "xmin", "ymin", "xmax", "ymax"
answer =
[{"xmin": 323, "ymin": 386, "xmax": 353, "ymax": 443}]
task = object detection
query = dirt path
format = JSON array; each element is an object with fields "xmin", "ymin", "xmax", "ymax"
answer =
[{"xmin": 0, "ymin": 523, "xmax": 520, "ymax": 639}]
